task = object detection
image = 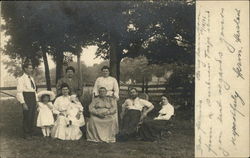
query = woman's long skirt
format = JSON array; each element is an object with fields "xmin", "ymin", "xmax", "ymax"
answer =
[
  {"xmin": 51, "ymin": 115, "xmax": 82, "ymax": 140},
  {"xmin": 138, "ymin": 119, "xmax": 168, "ymax": 141},
  {"xmin": 86, "ymin": 114, "xmax": 117, "ymax": 143}
]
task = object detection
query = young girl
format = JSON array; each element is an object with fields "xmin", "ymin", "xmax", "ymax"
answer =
[
  {"xmin": 37, "ymin": 91, "xmax": 55, "ymax": 137},
  {"xmin": 51, "ymin": 83, "xmax": 84, "ymax": 140}
]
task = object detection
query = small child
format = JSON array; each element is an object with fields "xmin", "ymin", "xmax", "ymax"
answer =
[
  {"xmin": 37, "ymin": 91, "xmax": 55, "ymax": 137},
  {"xmin": 66, "ymin": 95, "xmax": 85, "ymax": 140}
]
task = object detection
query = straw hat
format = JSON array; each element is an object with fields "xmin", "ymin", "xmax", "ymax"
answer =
[{"xmin": 37, "ymin": 90, "xmax": 55, "ymax": 101}]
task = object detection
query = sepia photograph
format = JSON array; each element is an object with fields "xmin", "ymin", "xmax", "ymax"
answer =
[{"xmin": 0, "ymin": 1, "xmax": 195, "ymax": 158}]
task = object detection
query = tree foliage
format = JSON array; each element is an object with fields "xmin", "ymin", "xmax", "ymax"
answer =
[{"xmin": 1, "ymin": 1, "xmax": 195, "ymax": 87}]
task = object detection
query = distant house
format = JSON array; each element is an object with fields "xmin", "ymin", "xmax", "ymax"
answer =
[{"xmin": 149, "ymin": 70, "xmax": 173, "ymax": 84}]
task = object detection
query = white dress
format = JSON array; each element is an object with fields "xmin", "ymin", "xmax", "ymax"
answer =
[
  {"xmin": 51, "ymin": 96, "xmax": 84, "ymax": 140},
  {"xmin": 36, "ymin": 102, "xmax": 54, "ymax": 127},
  {"xmin": 67, "ymin": 101, "xmax": 85, "ymax": 127},
  {"xmin": 66, "ymin": 100, "xmax": 85, "ymax": 140}
]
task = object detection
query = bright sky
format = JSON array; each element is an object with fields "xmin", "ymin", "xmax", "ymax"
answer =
[{"xmin": 0, "ymin": 16, "xmax": 103, "ymax": 86}]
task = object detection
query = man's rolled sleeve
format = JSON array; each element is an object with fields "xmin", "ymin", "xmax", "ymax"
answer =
[{"xmin": 16, "ymin": 78, "xmax": 25, "ymax": 104}]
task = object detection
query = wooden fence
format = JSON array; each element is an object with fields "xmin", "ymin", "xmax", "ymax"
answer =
[{"xmin": 0, "ymin": 83, "xmax": 194, "ymax": 107}]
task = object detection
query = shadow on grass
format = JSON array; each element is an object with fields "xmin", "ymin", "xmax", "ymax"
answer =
[{"xmin": 0, "ymin": 99, "xmax": 194, "ymax": 158}]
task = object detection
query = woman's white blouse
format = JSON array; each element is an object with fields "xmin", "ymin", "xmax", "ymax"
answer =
[
  {"xmin": 154, "ymin": 103, "xmax": 174, "ymax": 120},
  {"xmin": 53, "ymin": 96, "xmax": 72, "ymax": 115},
  {"xmin": 16, "ymin": 73, "xmax": 37, "ymax": 104},
  {"xmin": 93, "ymin": 76, "xmax": 119, "ymax": 99}
]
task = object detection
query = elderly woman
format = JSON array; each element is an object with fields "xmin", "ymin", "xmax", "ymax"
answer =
[
  {"xmin": 92, "ymin": 66, "xmax": 119, "ymax": 132},
  {"xmin": 87, "ymin": 87, "xmax": 118, "ymax": 143}
]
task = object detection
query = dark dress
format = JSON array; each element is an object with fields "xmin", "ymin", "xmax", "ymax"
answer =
[
  {"xmin": 138, "ymin": 119, "xmax": 169, "ymax": 141},
  {"xmin": 138, "ymin": 103, "xmax": 174, "ymax": 141}
]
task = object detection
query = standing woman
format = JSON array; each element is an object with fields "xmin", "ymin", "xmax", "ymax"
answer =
[
  {"xmin": 16, "ymin": 60, "xmax": 38, "ymax": 139},
  {"xmin": 93, "ymin": 66, "xmax": 119, "ymax": 133}
]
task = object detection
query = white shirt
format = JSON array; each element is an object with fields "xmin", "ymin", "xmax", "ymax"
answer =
[
  {"xmin": 16, "ymin": 73, "xmax": 37, "ymax": 104},
  {"xmin": 93, "ymin": 76, "xmax": 119, "ymax": 99},
  {"xmin": 122, "ymin": 97, "xmax": 154, "ymax": 111},
  {"xmin": 154, "ymin": 103, "xmax": 174, "ymax": 120}
]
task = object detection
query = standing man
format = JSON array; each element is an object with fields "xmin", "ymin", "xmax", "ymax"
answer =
[
  {"xmin": 16, "ymin": 61, "xmax": 38, "ymax": 139},
  {"xmin": 56, "ymin": 66, "xmax": 82, "ymax": 97}
]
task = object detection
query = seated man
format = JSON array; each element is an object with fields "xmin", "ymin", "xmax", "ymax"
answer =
[{"xmin": 118, "ymin": 88, "xmax": 154, "ymax": 141}]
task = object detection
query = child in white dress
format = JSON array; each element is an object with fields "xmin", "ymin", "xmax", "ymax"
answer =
[
  {"xmin": 66, "ymin": 95, "xmax": 85, "ymax": 140},
  {"xmin": 37, "ymin": 91, "xmax": 55, "ymax": 137}
]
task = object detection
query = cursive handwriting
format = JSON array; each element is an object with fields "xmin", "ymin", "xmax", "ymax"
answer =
[
  {"xmin": 230, "ymin": 91, "xmax": 246, "ymax": 146},
  {"xmin": 220, "ymin": 8, "xmax": 225, "ymax": 37},
  {"xmin": 196, "ymin": 135, "xmax": 203, "ymax": 156},
  {"xmin": 232, "ymin": 48, "xmax": 244, "ymax": 80},
  {"xmin": 196, "ymin": 100, "xmax": 206, "ymax": 134},
  {"xmin": 205, "ymin": 63, "xmax": 211, "ymax": 98},
  {"xmin": 205, "ymin": 127, "xmax": 217, "ymax": 156},
  {"xmin": 218, "ymin": 131, "xmax": 230, "ymax": 157},
  {"xmin": 220, "ymin": 38, "xmax": 235, "ymax": 53},
  {"xmin": 216, "ymin": 100, "xmax": 223, "ymax": 123},
  {"xmin": 214, "ymin": 52, "xmax": 231, "ymax": 94},
  {"xmin": 231, "ymin": 91, "xmax": 245, "ymax": 106},
  {"xmin": 233, "ymin": 9, "xmax": 241, "ymax": 43}
]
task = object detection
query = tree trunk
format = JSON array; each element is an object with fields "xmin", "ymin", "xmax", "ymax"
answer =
[
  {"xmin": 109, "ymin": 38, "xmax": 122, "ymax": 85},
  {"xmin": 116, "ymin": 59, "xmax": 121, "ymax": 84},
  {"xmin": 110, "ymin": 40, "xmax": 118, "ymax": 79},
  {"xmin": 142, "ymin": 76, "xmax": 145, "ymax": 93},
  {"xmin": 56, "ymin": 52, "xmax": 64, "ymax": 83},
  {"xmin": 77, "ymin": 51, "xmax": 82, "ymax": 87},
  {"xmin": 145, "ymin": 78, "xmax": 149, "ymax": 94},
  {"xmin": 42, "ymin": 51, "xmax": 51, "ymax": 90}
]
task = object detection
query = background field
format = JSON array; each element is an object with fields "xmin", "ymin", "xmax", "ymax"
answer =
[{"xmin": 0, "ymin": 98, "xmax": 194, "ymax": 158}]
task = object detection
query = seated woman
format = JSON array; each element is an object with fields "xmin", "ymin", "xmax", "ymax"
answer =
[
  {"xmin": 86, "ymin": 87, "xmax": 118, "ymax": 143},
  {"xmin": 51, "ymin": 83, "xmax": 84, "ymax": 140},
  {"xmin": 138, "ymin": 95, "xmax": 174, "ymax": 141}
]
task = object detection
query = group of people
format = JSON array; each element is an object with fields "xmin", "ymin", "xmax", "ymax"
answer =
[{"xmin": 16, "ymin": 61, "xmax": 175, "ymax": 142}]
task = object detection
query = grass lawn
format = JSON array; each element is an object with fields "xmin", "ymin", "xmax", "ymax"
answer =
[{"xmin": 0, "ymin": 99, "xmax": 194, "ymax": 158}]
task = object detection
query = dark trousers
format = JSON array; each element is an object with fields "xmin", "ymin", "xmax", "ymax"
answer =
[
  {"xmin": 117, "ymin": 109, "xmax": 141, "ymax": 141},
  {"xmin": 22, "ymin": 92, "xmax": 37, "ymax": 136}
]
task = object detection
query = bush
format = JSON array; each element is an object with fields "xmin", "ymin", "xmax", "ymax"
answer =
[{"xmin": 165, "ymin": 64, "xmax": 194, "ymax": 108}]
